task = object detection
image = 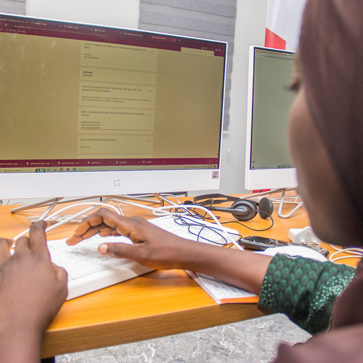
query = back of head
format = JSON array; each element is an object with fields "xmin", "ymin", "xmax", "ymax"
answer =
[{"xmin": 299, "ymin": 0, "xmax": 363, "ymax": 231}]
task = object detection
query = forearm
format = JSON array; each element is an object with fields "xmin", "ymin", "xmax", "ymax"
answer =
[
  {"xmin": 258, "ymin": 254, "xmax": 356, "ymax": 334},
  {"xmin": 0, "ymin": 324, "xmax": 42, "ymax": 363},
  {"xmin": 174, "ymin": 241, "xmax": 273, "ymax": 295}
]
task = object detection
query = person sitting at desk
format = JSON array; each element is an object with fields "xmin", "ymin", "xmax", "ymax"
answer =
[
  {"xmin": 67, "ymin": 0, "xmax": 363, "ymax": 360},
  {"xmin": 0, "ymin": 221, "xmax": 68, "ymax": 363},
  {"xmin": 0, "ymin": 0, "xmax": 360, "ymax": 361}
]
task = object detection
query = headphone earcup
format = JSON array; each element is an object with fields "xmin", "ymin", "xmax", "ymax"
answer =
[
  {"xmin": 230, "ymin": 200, "xmax": 258, "ymax": 221},
  {"xmin": 258, "ymin": 197, "xmax": 274, "ymax": 219}
]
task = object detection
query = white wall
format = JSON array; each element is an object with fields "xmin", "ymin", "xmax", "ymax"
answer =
[
  {"xmin": 219, "ymin": 0, "xmax": 267, "ymax": 194},
  {"xmin": 0, "ymin": 0, "xmax": 26, "ymax": 14},
  {"xmin": 26, "ymin": 0, "xmax": 140, "ymax": 28}
]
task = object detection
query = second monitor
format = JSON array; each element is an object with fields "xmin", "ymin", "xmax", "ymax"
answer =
[{"xmin": 245, "ymin": 46, "xmax": 297, "ymax": 191}]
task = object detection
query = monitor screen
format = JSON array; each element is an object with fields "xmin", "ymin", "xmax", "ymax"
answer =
[
  {"xmin": 0, "ymin": 13, "xmax": 227, "ymax": 200},
  {"xmin": 245, "ymin": 46, "xmax": 297, "ymax": 191}
]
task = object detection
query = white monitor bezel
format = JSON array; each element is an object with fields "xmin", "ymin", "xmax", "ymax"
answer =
[
  {"xmin": 0, "ymin": 169, "xmax": 221, "ymax": 200},
  {"xmin": 244, "ymin": 45, "xmax": 297, "ymax": 191},
  {"xmin": 0, "ymin": 13, "xmax": 227, "ymax": 200}
]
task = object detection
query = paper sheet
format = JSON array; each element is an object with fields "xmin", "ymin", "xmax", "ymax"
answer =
[{"xmin": 186, "ymin": 271, "xmax": 258, "ymax": 304}]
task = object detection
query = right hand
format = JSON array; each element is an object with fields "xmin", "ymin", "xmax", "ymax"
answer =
[
  {"xmin": 66, "ymin": 208, "xmax": 195, "ymax": 270},
  {"xmin": 67, "ymin": 208, "xmax": 272, "ymax": 295}
]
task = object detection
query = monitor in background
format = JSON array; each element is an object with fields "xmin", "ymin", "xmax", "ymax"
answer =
[
  {"xmin": 245, "ymin": 46, "xmax": 297, "ymax": 191},
  {"xmin": 0, "ymin": 13, "xmax": 227, "ymax": 201}
]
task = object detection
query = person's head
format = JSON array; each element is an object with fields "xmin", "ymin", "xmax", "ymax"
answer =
[{"xmin": 288, "ymin": 0, "xmax": 363, "ymax": 246}]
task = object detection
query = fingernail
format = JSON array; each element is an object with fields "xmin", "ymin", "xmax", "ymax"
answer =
[{"xmin": 99, "ymin": 244, "xmax": 108, "ymax": 254}]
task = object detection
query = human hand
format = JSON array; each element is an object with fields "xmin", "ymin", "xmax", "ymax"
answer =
[
  {"xmin": 66, "ymin": 208, "xmax": 198, "ymax": 270},
  {"xmin": 0, "ymin": 221, "xmax": 68, "ymax": 362},
  {"xmin": 66, "ymin": 208, "xmax": 272, "ymax": 295}
]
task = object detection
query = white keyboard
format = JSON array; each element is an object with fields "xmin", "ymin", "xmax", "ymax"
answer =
[
  {"xmin": 47, "ymin": 214, "xmax": 240, "ymax": 300},
  {"xmin": 47, "ymin": 235, "xmax": 152, "ymax": 300},
  {"xmin": 48, "ymin": 236, "xmax": 134, "ymax": 281}
]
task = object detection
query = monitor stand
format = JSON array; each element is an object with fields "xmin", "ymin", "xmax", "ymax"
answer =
[
  {"xmin": 242, "ymin": 188, "xmax": 304, "ymax": 219},
  {"xmin": 10, "ymin": 193, "xmax": 170, "ymax": 217}
]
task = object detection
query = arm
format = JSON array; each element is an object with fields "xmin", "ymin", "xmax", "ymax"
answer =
[
  {"xmin": 67, "ymin": 208, "xmax": 355, "ymax": 333},
  {"xmin": 66, "ymin": 208, "xmax": 273, "ymax": 294},
  {"xmin": 259, "ymin": 254, "xmax": 356, "ymax": 334},
  {"xmin": 275, "ymin": 324, "xmax": 363, "ymax": 362},
  {"xmin": 0, "ymin": 222, "xmax": 68, "ymax": 363}
]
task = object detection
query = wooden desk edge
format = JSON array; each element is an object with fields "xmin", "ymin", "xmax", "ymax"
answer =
[{"xmin": 41, "ymin": 302, "xmax": 266, "ymax": 358}]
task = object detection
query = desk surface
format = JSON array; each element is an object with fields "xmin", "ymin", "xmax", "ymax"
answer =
[{"xmin": 0, "ymin": 195, "xmax": 358, "ymax": 358}]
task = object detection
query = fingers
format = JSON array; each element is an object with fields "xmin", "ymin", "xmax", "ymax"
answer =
[
  {"xmin": 67, "ymin": 224, "xmax": 115, "ymax": 245},
  {"xmin": 14, "ymin": 221, "xmax": 48, "ymax": 253},
  {"xmin": 98, "ymin": 242, "xmax": 141, "ymax": 261},
  {"xmin": 28, "ymin": 221, "xmax": 48, "ymax": 253},
  {"xmin": 78, "ymin": 208, "xmax": 120, "ymax": 234},
  {"xmin": 53, "ymin": 264, "xmax": 68, "ymax": 284},
  {"xmin": 67, "ymin": 209, "xmax": 154, "ymax": 249},
  {"xmin": 0, "ymin": 238, "xmax": 12, "ymax": 264},
  {"xmin": 66, "ymin": 227, "xmax": 99, "ymax": 245},
  {"xmin": 15, "ymin": 235, "xmax": 30, "ymax": 251},
  {"xmin": 67, "ymin": 208, "xmax": 123, "ymax": 245}
]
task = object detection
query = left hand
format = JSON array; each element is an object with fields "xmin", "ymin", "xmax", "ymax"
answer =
[{"xmin": 0, "ymin": 221, "xmax": 68, "ymax": 362}]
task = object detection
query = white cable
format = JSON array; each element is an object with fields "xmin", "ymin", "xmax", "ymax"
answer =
[
  {"xmin": 13, "ymin": 200, "xmax": 243, "ymax": 251},
  {"xmin": 13, "ymin": 196, "xmax": 164, "ymax": 241},
  {"xmin": 152, "ymin": 204, "xmax": 244, "ymax": 250},
  {"xmin": 115, "ymin": 202, "xmax": 125, "ymax": 216},
  {"xmin": 45, "ymin": 202, "xmax": 121, "ymax": 220},
  {"xmin": 157, "ymin": 193, "xmax": 181, "ymax": 206},
  {"xmin": 329, "ymin": 247, "xmax": 363, "ymax": 262},
  {"xmin": 328, "ymin": 244, "xmax": 363, "ymax": 254},
  {"xmin": 330, "ymin": 255, "xmax": 363, "ymax": 262},
  {"xmin": 13, "ymin": 202, "xmax": 122, "ymax": 241},
  {"xmin": 109, "ymin": 197, "xmax": 158, "ymax": 212}
]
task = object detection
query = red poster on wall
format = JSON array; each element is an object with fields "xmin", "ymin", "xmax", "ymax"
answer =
[{"xmin": 265, "ymin": 0, "xmax": 307, "ymax": 51}]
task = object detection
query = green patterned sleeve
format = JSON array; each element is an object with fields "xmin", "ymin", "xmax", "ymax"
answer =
[{"xmin": 258, "ymin": 253, "xmax": 356, "ymax": 334}]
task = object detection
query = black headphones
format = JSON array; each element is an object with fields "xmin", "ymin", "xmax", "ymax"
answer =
[{"xmin": 191, "ymin": 193, "xmax": 274, "ymax": 221}]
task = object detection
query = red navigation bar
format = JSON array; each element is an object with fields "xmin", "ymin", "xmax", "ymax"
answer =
[
  {"xmin": 0, "ymin": 14, "xmax": 226, "ymax": 57},
  {"xmin": 0, "ymin": 158, "xmax": 219, "ymax": 169}
]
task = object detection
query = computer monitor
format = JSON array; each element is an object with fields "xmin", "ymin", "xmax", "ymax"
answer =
[
  {"xmin": 0, "ymin": 13, "xmax": 227, "ymax": 200},
  {"xmin": 245, "ymin": 46, "xmax": 297, "ymax": 191}
]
